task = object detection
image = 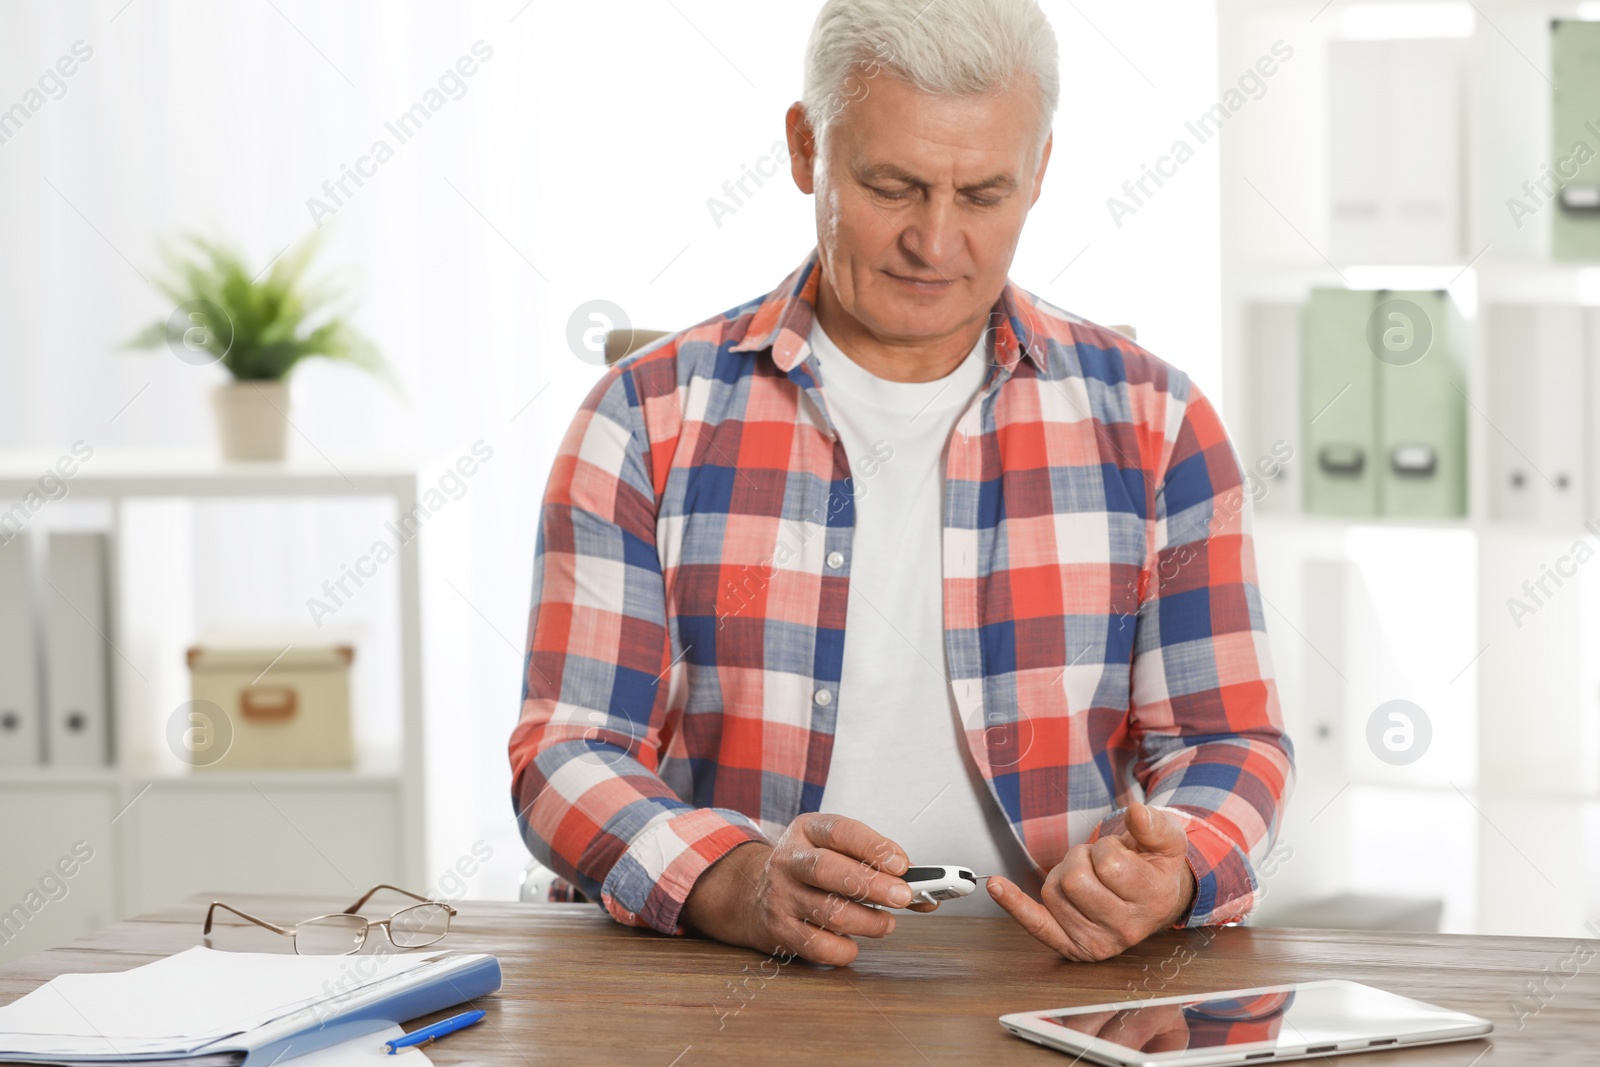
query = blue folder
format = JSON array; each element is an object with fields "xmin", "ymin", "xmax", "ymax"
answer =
[{"xmin": 232, "ymin": 953, "xmax": 502, "ymax": 1065}]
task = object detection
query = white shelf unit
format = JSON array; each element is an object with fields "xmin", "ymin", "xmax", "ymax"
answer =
[
  {"xmin": 0, "ymin": 454, "xmax": 430, "ymax": 962},
  {"xmin": 1218, "ymin": 0, "xmax": 1600, "ymax": 936}
]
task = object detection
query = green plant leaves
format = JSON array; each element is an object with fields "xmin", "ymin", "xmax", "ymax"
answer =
[{"xmin": 125, "ymin": 230, "xmax": 393, "ymax": 390}]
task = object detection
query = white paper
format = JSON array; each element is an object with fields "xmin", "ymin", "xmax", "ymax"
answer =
[{"xmin": 0, "ymin": 947, "xmax": 443, "ymax": 1057}]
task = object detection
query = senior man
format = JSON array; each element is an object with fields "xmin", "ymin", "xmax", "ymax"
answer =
[{"xmin": 510, "ymin": 0, "xmax": 1293, "ymax": 966}]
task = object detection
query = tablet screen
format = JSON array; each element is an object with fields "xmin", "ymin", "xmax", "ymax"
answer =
[{"xmin": 1033, "ymin": 982, "xmax": 1475, "ymax": 1057}]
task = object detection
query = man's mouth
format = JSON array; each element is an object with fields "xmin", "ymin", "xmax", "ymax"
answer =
[{"xmin": 883, "ymin": 269, "xmax": 957, "ymax": 293}]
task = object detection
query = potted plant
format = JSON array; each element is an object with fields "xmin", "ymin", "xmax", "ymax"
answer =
[{"xmin": 128, "ymin": 232, "xmax": 391, "ymax": 461}]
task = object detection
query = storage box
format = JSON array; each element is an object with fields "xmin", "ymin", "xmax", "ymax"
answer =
[
  {"xmin": 186, "ymin": 646, "xmax": 354, "ymax": 769},
  {"xmin": 1302, "ymin": 288, "xmax": 1466, "ymax": 519},
  {"xmin": 1553, "ymin": 21, "xmax": 1600, "ymax": 260},
  {"xmin": 1303, "ymin": 288, "xmax": 1378, "ymax": 517}
]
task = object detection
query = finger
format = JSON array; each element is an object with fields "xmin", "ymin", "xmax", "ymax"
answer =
[
  {"xmin": 1123, "ymin": 803, "xmax": 1188, "ymax": 859},
  {"xmin": 794, "ymin": 886, "xmax": 898, "ymax": 939},
  {"xmin": 801, "ymin": 814, "xmax": 910, "ymax": 875},
  {"xmin": 986, "ymin": 876, "xmax": 1088, "ymax": 960},
  {"xmin": 1091, "ymin": 835, "xmax": 1166, "ymax": 904},
  {"xmin": 1058, "ymin": 845, "xmax": 1139, "ymax": 925},
  {"xmin": 780, "ymin": 916, "xmax": 860, "ymax": 967},
  {"xmin": 783, "ymin": 844, "xmax": 914, "ymax": 908},
  {"xmin": 1103, "ymin": 1006, "xmax": 1187, "ymax": 1053},
  {"xmin": 1067, "ymin": 1010, "xmax": 1117, "ymax": 1038},
  {"xmin": 1143, "ymin": 1013, "xmax": 1192, "ymax": 1054},
  {"xmin": 1044, "ymin": 853, "xmax": 1130, "ymax": 958},
  {"xmin": 906, "ymin": 900, "xmax": 940, "ymax": 913}
]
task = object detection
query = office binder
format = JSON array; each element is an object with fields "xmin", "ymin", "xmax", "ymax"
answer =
[
  {"xmin": 0, "ymin": 947, "xmax": 502, "ymax": 1066},
  {"xmin": 1552, "ymin": 21, "xmax": 1600, "ymax": 260},
  {"xmin": 1326, "ymin": 41, "xmax": 1387, "ymax": 261},
  {"xmin": 1246, "ymin": 303, "xmax": 1302, "ymax": 515},
  {"xmin": 1304, "ymin": 288, "xmax": 1378, "ymax": 516},
  {"xmin": 1590, "ymin": 309, "xmax": 1600, "ymax": 523},
  {"xmin": 44, "ymin": 532, "xmax": 111, "ymax": 767},
  {"xmin": 1328, "ymin": 39, "xmax": 1464, "ymax": 264},
  {"xmin": 236, "ymin": 952, "xmax": 501, "ymax": 1065},
  {"xmin": 1376, "ymin": 290, "xmax": 1466, "ymax": 518},
  {"xmin": 1484, "ymin": 304, "xmax": 1586, "ymax": 527},
  {"xmin": 0, "ymin": 533, "xmax": 42, "ymax": 767}
]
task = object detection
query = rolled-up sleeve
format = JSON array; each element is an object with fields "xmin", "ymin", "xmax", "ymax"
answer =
[
  {"xmin": 508, "ymin": 366, "xmax": 767, "ymax": 935},
  {"xmin": 1094, "ymin": 380, "xmax": 1295, "ymax": 927}
]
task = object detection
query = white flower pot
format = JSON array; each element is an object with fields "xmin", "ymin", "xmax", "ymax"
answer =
[{"xmin": 210, "ymin": 381, "xmax": 291, "ymax": 462}]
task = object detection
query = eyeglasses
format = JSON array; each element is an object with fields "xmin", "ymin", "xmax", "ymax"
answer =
[{"xmin": 202, "ymin": 885, "xmax": 458, "ymax": 956}]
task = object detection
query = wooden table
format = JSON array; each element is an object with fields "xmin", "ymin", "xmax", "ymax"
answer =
[{"xmin": 1, "ymin": 894, "xmax": 1593, "ymax": 1063}]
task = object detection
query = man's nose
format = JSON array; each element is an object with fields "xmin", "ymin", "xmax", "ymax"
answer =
[{"xmin": 899, "ymin": 195, "xmax": 961, "ymax": 271}]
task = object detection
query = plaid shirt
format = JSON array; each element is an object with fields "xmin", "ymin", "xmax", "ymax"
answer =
[
  {"xmin": 1046, "ymin": 991, "xmax": 1293, "ymax": 1051},
  {"xmin": 1182, "ymin": 992, "xmax": 1294, "ymax": 1048},
  {"xmin": 510, "ymin": 249, "xmax": 1293, "ymax": 936}
]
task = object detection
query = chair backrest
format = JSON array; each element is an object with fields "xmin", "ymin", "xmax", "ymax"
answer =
[
  {"xmin": 519, "ymin": 858, "xmax": 590, "ymax": 904},
  {"xmin": 604, "ymin": 328, "xmax": 670, "ymax": 364}
]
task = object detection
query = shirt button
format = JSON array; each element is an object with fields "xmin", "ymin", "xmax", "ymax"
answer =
[
  {"xmin": 826, "ymin": 551, "xmax": 845, "ymax": 569},
  {"xmin": 814, "ymin": 689, "xmax": 832, "ymax": 706}
]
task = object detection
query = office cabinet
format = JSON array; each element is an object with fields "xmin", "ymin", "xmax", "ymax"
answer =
[
  {"xmin": 0, "ymin": 784, "xmax": 118, "ymax": 962},
  {"xmin": 126, "ymin": 782, "xmax": 401, "ymax": 916},
  {"xmin": 1219, "ymin": 0, "xmax": 1600, "ymax": 940},
  {"xmin": 0, "ymin": 458, "xmax": 436, "ymax": 965}
]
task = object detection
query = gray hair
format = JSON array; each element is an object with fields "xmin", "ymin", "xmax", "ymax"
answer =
[{"xmin": 801, "ymin": 0, "xmax": 1059, "ymax": 156}]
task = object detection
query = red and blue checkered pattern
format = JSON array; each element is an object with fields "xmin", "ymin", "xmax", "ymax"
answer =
[{"xmin": 510, "ymin": 249, "xmax": 1294, "ymax": 936}]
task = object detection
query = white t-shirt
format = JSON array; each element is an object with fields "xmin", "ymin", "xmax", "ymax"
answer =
[{"xmin": 808, "ymin": 319, "xmax": 1043, "ymax": 915}]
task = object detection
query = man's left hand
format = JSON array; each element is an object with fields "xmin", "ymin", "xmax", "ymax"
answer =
[{"xmin": 987, "ymin": 802, "xmax": 1197, "ymax": 961}]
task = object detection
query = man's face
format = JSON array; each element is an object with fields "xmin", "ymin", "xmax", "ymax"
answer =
[{"xmin": 789, "ymin": 69, "xmax": 1051, "ymax": 346}]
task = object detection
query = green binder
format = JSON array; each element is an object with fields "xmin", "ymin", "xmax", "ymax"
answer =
[
  {"xmin": 1373, "ymin": 290, "xmax": 1467, "ymax": 518},
  {"xmin": 1303, "ymin": 288, "xmax": 1467, "ymax": 518},
  {"xmin": 1551, "ymin": 20, "xmax": 1600, "ymax": 261},
  {"xmin": 1304, "ymin": 288, "xmax": 1378, "ymax": 516}
]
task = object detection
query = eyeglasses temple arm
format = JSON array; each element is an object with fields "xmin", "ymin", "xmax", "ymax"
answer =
[
  {"xmin": 203, "ymin": 901, "xmax": 293, "ymax": 937},
  {"xmin": 343, "ymin": 884, "xmax": 432, "ymax": 915}
]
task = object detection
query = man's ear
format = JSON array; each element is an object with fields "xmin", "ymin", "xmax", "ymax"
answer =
[
  {"xmin": 786, "ymin": 102, "xmax": 818, "ymax": 195},
  {"xmin": 1029, "ymin": 133, "xmax": 1053, "ymax": 207}
]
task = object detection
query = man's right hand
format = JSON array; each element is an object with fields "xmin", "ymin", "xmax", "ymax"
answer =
[{"xmin": 679, "ymin": 813, "xmax": 928, "ymax": 966}]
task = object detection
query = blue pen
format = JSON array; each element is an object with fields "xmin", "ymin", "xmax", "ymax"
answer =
[{"xmin": 383, "ymin": 1009, "xmax": 486, "ymax": 1054}]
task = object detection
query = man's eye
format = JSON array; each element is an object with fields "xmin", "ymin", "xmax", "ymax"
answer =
[
  {"xmin": 869, "ymin": 185, "xmax": 911, "ymax": 200},
  {"xmin": 967, "ymin": 195, "xmax": 1002, "ymax": 208}
]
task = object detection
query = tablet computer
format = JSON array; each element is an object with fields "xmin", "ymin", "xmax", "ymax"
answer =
[{"xmin": 1000, "ymin": 980, "xmax": 1492, "ymax": 1066}]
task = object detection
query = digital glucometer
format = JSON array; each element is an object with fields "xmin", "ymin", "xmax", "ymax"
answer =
[{"xmin": 899, "ymin": 865, "xmax": 980, "ymax": 906}]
